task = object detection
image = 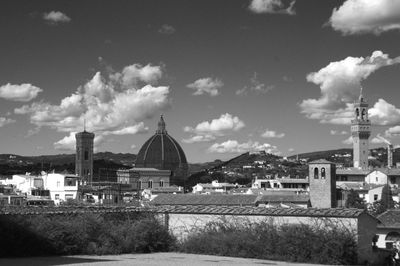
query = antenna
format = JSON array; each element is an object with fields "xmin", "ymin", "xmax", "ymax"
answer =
[{"xmin": 83, "ymin": 117, "xmax": 86, "ymax": 132}]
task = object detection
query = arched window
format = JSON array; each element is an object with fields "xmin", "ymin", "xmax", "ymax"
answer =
[
  {"xmin": 84, "ymin": 150, "xmax": 89, "ymax": 160},
  {"xmin": 321, "ymin": 167, "xmax": 326, "ymax": 179},
  {"xmin": 160, "ymin": 180, "xmax": 164, "ymax": 187},
  {"xmin": 314, "ymin": 167, "xmax": 319, "ymax": 179},
  {"xmin": 355, "ymin": 108, "xmax": 359, "ymax": 119},
  {"xmin": 361, "ymin": 109, "xmax": 366, "ymax": 120},
  {"xmin": 148, "ymin": 180, "xmax": 153, "ymax": 189}
]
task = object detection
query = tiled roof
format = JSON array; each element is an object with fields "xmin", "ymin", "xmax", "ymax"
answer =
[
  {"xmin": 255, "ymin": 194, "xmax": 309, "ymax": 203},
  {"xmin": 337, "ymin": 182, "xmax": 384, "ymax": 191},
  {"xmin": 151, "ymin": 194, "xmax": 257, "ymax": 206},
  {"xmin": 152, "ymin": 205, "xmax": 367, "ymax": 218},
  {"xmin": 0, "ymin": 205, "xmax": 368, "ymax": 218},
  {"xmin": 377, "ymin": 209, "xmax": 400, "ymax": 228},
  {"xmin": 275, "ymin": 178, "xmax": 309, "ymax": 184},
  {"xmin": 309, "ymin": 159, "xmax": 334, "ymax": 164},
  {"xmin": 336, "ymin": 168, "xmax": 371, "ymax": 175}
]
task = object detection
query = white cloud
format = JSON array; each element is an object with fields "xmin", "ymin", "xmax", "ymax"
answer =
[
  {"xmin": 54, "ymin": 132, "xmax": 104, "ymax": 151},
  {"xmin": 370, "ymin": 135, "xmax": 386, "ymax": 144},
  {"xmin": 342, "ymin": 136, "xmax": 353, "ymax": 145},
  {"xmin": 261, "ymin": 129, "xmax": 285, "ymax": 138},
  {"xmin": 159, "ymin": 24, "xmax": 176, "ymax": 35},
  {"xmin": 329, "ymin": 0, "xmax": 400, "ymax": 35},
  {"xmin": 43, "ymin": 11, "xmax": 71, "ymax": 24},
  {"xmin": 369, "ymin": 99, "xmax": 400, "ymax": 126},
  {"xmin": 182, "ymin": 134, "xmax": 216, "ymax": 144},
  {"xmin": 288, "ymin": 148, "xmax": 295, "ymax": 152},
  {"xmin": 131, "ymin": 144, "xmax": 137, "ymax": 150},
  {"xmin": 183, "ymin": 113, "xmax": 245, "ymax": 144},
  {"xmin": 300, "ymin": 51, "xmax": 400, "ymax": 124},
  {"xmin": 330, "ymin": 130, "xmax": 348, "ymax": 135},
  {"xmin": 187, "ymin": 77, "xmax": 223, "ymax": 97},
  {"xmin": 113, "ymin": 63, "xmax": 163, "ymax": 88},
  {"xmin": 184, "ymin": 113, "xmax": 245, "ymax": 135},
  {"xmin": 15, "ymin": 62, "xmax": 170, "ymax": 147},
  {"xmin": 236, "ymin": 72, "xmax": 274, "ymax": 96},
  {"xmin": 0, "ymin": 117, "xmax": 15, "ymax": 127},
  {"xmin": 386, "ymin": 126, "xmax": 400, "ymax": 136},
  {"xmin": 249, "ymin": 0, "xmax": 296, "ymax": 15},
  {"xmin": 207, "ymin": 139, "xmax": 280, "ymax": 155},
  {"xmin": 0, "ymin": 83, "xmax": 42, "ymax": 102}
]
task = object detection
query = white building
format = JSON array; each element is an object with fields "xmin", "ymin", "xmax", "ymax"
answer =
[
  {"xmin": 42, "ymin": 173, "xmax": 79, "ymax": 204},
  {"xmin": 192, "ymin": 180, "xmax": 237, "ymax": 194}
]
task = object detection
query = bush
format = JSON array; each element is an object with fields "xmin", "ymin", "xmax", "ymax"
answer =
[
  {"xmin": 179, "ymin": 218, "xmax": 357, "ymax": 265},
  {"xmin": 0, "ymin": 211, "xmax": 175, "ymax": 257}
]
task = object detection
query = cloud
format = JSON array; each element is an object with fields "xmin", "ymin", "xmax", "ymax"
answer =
[
  {"xmin": 182, "ymin": 134, "xmax": 216, "ymax": 144},
  {"xmin": 261, "ymin": 129, "xmax": 285, "ymax": 138},
  {"xmin": 370, "ymin": 135, "xmax": 387, "ymax": 144},
  {"xmin": 329, "ymin": 0, "xmax": 400, "ymax": 35},
  {"xmin": 187, "ymin": 77, "xmax": 223, "ymax": 97},
  {"xmin": 300, "ymin": 51, "xmax": 400, "ymax": 124},
  {"xmin": 0, "ymin": 83, "xmax": 42, "ymax": 102},
  {"xmin": 342, "ymin": 136, "xmax": 353, "ymax": 145},
  {"xmin": 113, "ymin": 63, "xmax": 163, "ymax": 88},
  {"xmin": 249, "ymin": 0, "xmax": 296, "ymax": 15},
  {"xmin": 207, "ymin": 139, "xmax": 280, "ymax": 154},
  {"xmin": 330, "ymin": 130, "xmax": 348, "ymax": 135},
  {"xmin": 386, "ymin": 126, "xmax": 400, "ymax": 136},
  {"xmin": 0, "ymin": 117, "xmax": 15, "ymax": 127},
  {"xmin": 15, "ymin": 62, "xmax": 170, "ymax": 147},
  {"xmin": 236, "ymin": 72, "xmax": 274, "ymax": 96},
  {"xmin": 54, "ymin": 132, "xmax": 104, "ymax": 151},
  {"xmin": 369, "ymin": 99, "xmax": 400, "ymax": 126},
  {"xmin": 131, "ymin": 144, "xmax": 137, "ymax": 150},
  {"xmin": 159, "ymin": 24, "xmax": 176, "ymax": 35},
  {"xmin": 288, "ymin": 148, "xmax": 295, "ymax": 152},
  {"xmin": 43, "ymin": 11, "xmax": 71, "ymax": 24},
  {"xmin": 183, "ymin": 113, "xmax": 244, "ymax": 143}
]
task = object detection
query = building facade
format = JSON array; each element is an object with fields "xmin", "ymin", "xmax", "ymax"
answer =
[
  {"xmin": 75, "ymin": 130, "xmax": 95, "ymax": 183},
  {"xmin": 117, "ymin": 167, "xmax": 171, "ymax": 190},
  {"xmin": 351, "ymin": 90, "xmax": 371, "ymax": 169}
]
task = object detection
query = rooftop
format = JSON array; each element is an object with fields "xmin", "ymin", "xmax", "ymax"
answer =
[
  {"xmin": 377, "ymin": 209, "xmax": 400, "ymax": 228},
  {"xmin": 151, "ymin": 194, "xmax": 257, "ymax": 206},
  {"xmin": 336, "ymin": 168, "xmax": 371, "ymax": 175},
  {"xmin": 309, "ymin": 159, "xmax": 334, "ymax": 164}
]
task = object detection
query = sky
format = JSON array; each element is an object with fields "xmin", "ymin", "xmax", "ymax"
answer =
[{"xmin": 1, "ymin": 0, "xmax": 400, "ymax": 163}]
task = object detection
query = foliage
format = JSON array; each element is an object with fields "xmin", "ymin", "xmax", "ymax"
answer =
[
  {"xmin": 0, "ymin": 212, "xmax": 175, "ymax": 257},
  {"xmin": 179, "ymin": 218, "xmax": 357, "ymax": 265},
  {"xmin": 345, "ymin": 189, "xmax": 365, "ymax": 209},
  {"xmin": 368, "ymin": 185, "xmax": 396, "ymax": 216}
]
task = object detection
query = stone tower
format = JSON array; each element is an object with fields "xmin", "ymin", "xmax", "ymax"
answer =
[
  {"xmin": 75, "ymin": 129, "xmax": 95, "ymax": 183},
  {"xmin": 309, "ymin": 159, "xmax": 336, "ymax": 208},
  {"xmin": 351, "ymin": 89, "xmax": 371, "ymax": 169}
]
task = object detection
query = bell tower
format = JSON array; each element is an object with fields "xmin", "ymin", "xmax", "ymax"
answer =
[
  {"xmin": 75, "ymin": 123, "xmax": 95, "ymax": 183},
  {"xmin": 351, "ymin": 88, "xmax": 371, "ymax": 169}
]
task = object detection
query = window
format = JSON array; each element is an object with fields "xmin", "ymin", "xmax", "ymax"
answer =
[
  {"xmin": 65, "ymin": 194, "xmax": 73, "ymax": 200},
  {"xmin": 376, "ymin": 177, "xmax": 379, "ymax": 182},
  {"xmin": 84, "ymin": 150, "xmax": 89, "ymax": 160},
  {"xmin": 314, "ymin": 167, "xmax": 319, "ymax": 179},
  {"xmin": 160, "ymin": 180, "xmax": 164, "ymax": 187},
  {"xmin": 321, "ymin": 168, "xmax": 326, "ymax": 179},
  {"xmin": 55, "ymin": 194, "xmax": 60, "ymax": 200},
  {"xmin": 148, "ymin": 180, "xmax": 153, "ymax": 189},
  {"xmin": 374, "ymin": 194, "xmax": 378, "ymax": 201},
  {"xmin": 56, "ymin": 181, "xmax": 60, "ymax": 187},
  {"xmin": 391, "ymin": 177, "xmax": 396, "ymax": 184},
  {"xmin": 138, "ymin": 181, "xmax": 142, "ymax": 190}
]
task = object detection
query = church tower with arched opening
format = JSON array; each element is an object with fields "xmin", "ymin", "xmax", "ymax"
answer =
[{"xmin": 351, "ymin": 89, "xmax": 371, "ymax": 169}]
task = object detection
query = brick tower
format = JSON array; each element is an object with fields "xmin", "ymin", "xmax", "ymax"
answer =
[
  {"xmin": 309, "ymin": 159, "xmax": 336, "ymax": 208},
  {"xmin": 75, "ymin": 128, "xmax": 95, "ymax": 184},
  {"xmin": 351, "ymin": 89, "xmax": 371, "ymax": 169}
]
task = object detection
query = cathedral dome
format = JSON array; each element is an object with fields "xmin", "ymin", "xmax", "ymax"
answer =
[{"xmin": 135, "ymin": 115, "xmax": 188, "ymax": 184}]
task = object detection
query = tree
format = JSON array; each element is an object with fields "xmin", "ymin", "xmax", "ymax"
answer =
[{"xmin": 345, "ymin": 189, "xmax": 365, "ymax": 209}]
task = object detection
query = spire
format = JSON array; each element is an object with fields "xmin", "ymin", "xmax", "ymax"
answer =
[
  {"xmin": 157, "ymin": 114, "xmax": 167, "ymax": 134},
  {"xmin": 83, "ymin": 117, "xmax": 86, "ymax": 132},
  {"xmin": 359, "ymin": 87, "xmax": 364, "ymax": 102}
]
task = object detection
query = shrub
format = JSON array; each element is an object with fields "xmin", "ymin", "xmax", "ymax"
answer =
[
  {"xmin": 0, "ymin": 211, "xmax": 175, "ymax": 257},
  {"xmin": 179, "ymin": 218, "xmax": 357, "ymax": 265}
]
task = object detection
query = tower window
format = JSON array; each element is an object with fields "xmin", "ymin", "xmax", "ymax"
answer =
[
  {"xmin": 84, "ymin": 150, "xmax": 89, "ymax": 160},
  {"xmin": 314, "ymin": 167, "xmax": 319, "ymax": 179},
  {"xmin": 321, "ymin": 167, "xmax": 326, "ymax": 179}
]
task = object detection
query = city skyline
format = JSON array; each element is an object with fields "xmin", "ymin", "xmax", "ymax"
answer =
[{"xmin": 1, "ymin": 0, "xmax": 400, "ymax": 163}]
